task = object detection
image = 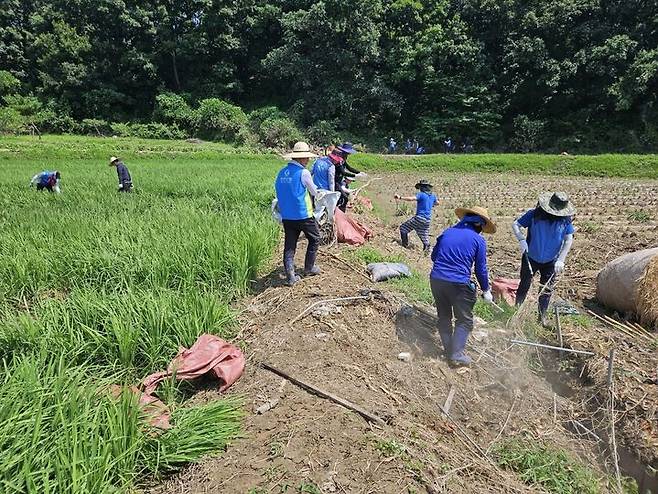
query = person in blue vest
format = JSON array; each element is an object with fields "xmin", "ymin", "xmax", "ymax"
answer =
[
  {"xmin": 311, "ymin": 149, "xmax": 342, "ymax": 191},
  {"xmin": 430, "ymin": 206, "xmax": 496, "ymax": 367},
  {"xmin": 110, "ymin": 156, "xmax": 133, "ymax": 192},
  {"xmin": 394, "ymin": 179, "xmax": 438, "ymax": 252},
  {"xmin": 29, "ymin": 170, "xmax": 61, "ymax": 193},
  {"xmin": 512, "ymin": 192, "xmax": 576, "ymax": 326},
  {"xmin": 275, "ymin": 142, "xmax": 321, "ymax": 286}
]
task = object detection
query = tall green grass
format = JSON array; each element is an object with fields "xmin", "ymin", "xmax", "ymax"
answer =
[{"xmin": 0, "ymin": 135, "xmax": 280, "ymax": 492}]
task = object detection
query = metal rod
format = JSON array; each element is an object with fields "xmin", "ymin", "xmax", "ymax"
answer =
[
  {"xmin": 555, "ymin": 305, "xmax": 563, "ymax": 357},
  {"xmin": 510, "ymin": 339, "xmax": 595, "ymax": 356}
]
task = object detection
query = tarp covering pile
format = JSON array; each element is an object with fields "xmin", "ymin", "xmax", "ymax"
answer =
[
  {"xmin": 596, "ymin": 247, "xmax": 658, "ymax": 329},
  {"xmin": 367, "ymin": 262, "xmax": 411, "ymax": 282},
  {"xmin": 334, "ymin": 209, "xmax": 373, "ymax": 246}
]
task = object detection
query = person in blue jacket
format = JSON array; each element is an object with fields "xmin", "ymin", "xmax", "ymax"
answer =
[
  {"xmin": 275, "ymin": 142, "xmax": 320, "ymax": 286},
  {"xmin": 512, "ymin": 192, "xmax": 576, "ymax": 326},
  {"xmin": 430, "ymin": 206, "xmax": 496, "ymax": 367},
  {"xmin": 110, "ymin": 156, "xmax": 133, "ymax": 192},
  {"xmin": 30, "ymin": 170, "xmax": 61, "ymax": 193},
  {"xmin": 311, "ymin": 149, "xmax": 342, "ymax": 191},
  {"xmin": 394, "ymin": 180, "xmax": 437, "ymax": 252}
]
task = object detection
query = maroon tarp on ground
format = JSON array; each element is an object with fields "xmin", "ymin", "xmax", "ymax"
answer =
[
  {"xmin": 334, "ymin": 209, "xmax": 373, "ymax": 246},
  {"xmin": 492, "ymin": 278, "xmax": 520, "ymax": 305},
  {"xmin": 143, "ymin": 334, "xmax": 246, "ymax": 395}
]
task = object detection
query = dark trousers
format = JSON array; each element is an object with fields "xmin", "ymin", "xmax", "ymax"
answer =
[
  {"xmin": 36, "ymin": 184, "xmax": 54, "ymax": 192},
  {"xmin": 119, "ymin": 182, "xmax": 133, "ymax": 192},
  {"xmin": 515, "ymin": 254, "xmax": 556, "ymax": 315},
  {"xmin": 282, "ymin": 218, "xmax": 320, "ymax": 274},
  {"xmin": 430, "ymin": 278, "xmax": 476, "ymax": 336}
]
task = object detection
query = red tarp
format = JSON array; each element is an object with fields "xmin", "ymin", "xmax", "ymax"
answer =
[
  {"xmin": 492, "ymin": 277, "xmax": 520, "ymax": 305},
  {"xmin": 334, "ymin": 209, "xmax": 373, "ymax": 246},
  {"xmin": 111, "ymin": 335, "xmax": 245, "ymax": 430}
]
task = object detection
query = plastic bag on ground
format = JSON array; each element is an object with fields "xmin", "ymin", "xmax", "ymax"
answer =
[
  {"xmin": 334, "ymin": 209, "xmax": 373, "ymax": 246},
  {"xmin": 367, "ymin": 262, "xmax": 411, "ymax": 282}
]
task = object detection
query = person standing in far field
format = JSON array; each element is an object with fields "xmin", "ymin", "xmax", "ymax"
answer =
[
  {"xmin": 512, "ymin": 192, "xmax": 576, "ymax": 326},
  {"xmin": 430, "ymin": 207, "xmax": 496, "ymax": 367},
  {"xmin": 109, "ymin": 157, "xmax": 132, "ymax": 192},
  {"xmin": 394, "ymin": 179, "xmax": 438, "ymax": 252},
  {"xmin": 275, "ymin": 142, "xmax": 321, "ymax": 286},
  {"xmin": 29, "ymin": 170, "xmax": 61, "ymax": 193}
]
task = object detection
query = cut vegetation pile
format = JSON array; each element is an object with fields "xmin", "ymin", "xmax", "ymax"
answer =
[{"xmin": 0, "ymin": 136, "xmax": 280, "ymax": 492}]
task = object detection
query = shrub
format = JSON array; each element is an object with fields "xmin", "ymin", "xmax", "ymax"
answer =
[
  {"xmin": 258, "ymin": 117, "xmax": 303, "ymax": 149},
  {"xmin": 193, "ymin": 98, "xmax": 248, "ymax": 142},
  {"xmin": 79, "ymin": 118, "xmax": 112, "ymax": 136},
  {"xmin": 0, "ymin": 70, "xmax": 20, "ymax": 96},
  {"xmin": 153, "ymin": 93, "xmax": 194, "ymax": 129},
  {"xmin": 306, "ymin": 119, "xmax": 340, "ymax": 146},
  {"xmin": 248, "ymin": 106, "xmax": 287, "ymax": 133},
  {"xmin": 509, "ymin": 115, "xmax": 546, "ymax": 152},
  {"xmin": 111, "ymin": 122, "xmax": 187, "ymax": 140}
]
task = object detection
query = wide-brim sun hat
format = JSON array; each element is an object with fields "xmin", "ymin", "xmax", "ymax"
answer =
[
  {"xmin": 538, "ymin": 192, "xmax": 576, "ymax": 217},
  {"xmin": 415, "ymin": 179, "xmax": 433, "ymax": 189},
  {"xmin": 455, "ymin": 206, "xmax": 497, "ymax": 234},
  {"xmin": 283, "ymin": 141, "xmax": 318, "ymax": 160},
  {"xmin": 337, "ymin": 142, "xmax": 357, "ymax": 154},
  {"xmin": 109, "ymin": 156, "xmax": 119, "ymax": 165}
]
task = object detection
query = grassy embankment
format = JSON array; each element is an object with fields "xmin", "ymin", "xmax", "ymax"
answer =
[{"xmin": 0, "ymin": 135, "xmax": 280, "ymax": 492}]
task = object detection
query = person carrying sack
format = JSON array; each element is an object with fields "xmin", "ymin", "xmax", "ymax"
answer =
[
  {"xmin": 274, "ymin": 142, "xmax": 321, "ymax": 286},
  {"xmin": 395, "ymin": 179, "xmax": 437, "ymax": 252},
  {"xmin": 430, "ymin": 206, "xmax": 496, "ymax": 367},
  {"xmin": 512, "ymin": 192, "xmax": 576, "ymax": 326}
]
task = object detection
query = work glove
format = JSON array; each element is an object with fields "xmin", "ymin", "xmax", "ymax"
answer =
[
  {"xmin": 356, "ymin": 172, "xmax": 368, "ymax": 180},
  {"xmin": 482, "ymin": 290, "xmax": 494, "ymax": 304},
  {"xmin": 117, "ymin": 184, "xmax": 123, "ymax": 190},
  {"xmin": 518, "ymin": 239, "xmax": 529, "ymax": 255},
  {"xmin": 554, "ymin": 260, "xmax": 565, "ymax": 274}
]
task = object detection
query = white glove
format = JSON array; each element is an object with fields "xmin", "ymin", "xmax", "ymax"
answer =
[
  {"xmin": 482, "ymin": 290, "xmax": 494, "ymax": 304},
  {"xmin": 518, "ymin": 239, "xmax": 529, "ymax": 255},
  {"xmin": 117, "ymin": 184, "xmax": 123, "ymax": 190},
  {"xmin": 356, "ymin": 172, "xmax": 368, "ymax": 180},
  {"xmin": 554, "ymin": 260, "xmax": 565, "ymax": 274}
]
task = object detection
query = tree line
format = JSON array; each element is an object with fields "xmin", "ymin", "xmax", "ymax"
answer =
[{"xmin": 1, "ymin": 0, "xmax": 656, "ymax": 152}]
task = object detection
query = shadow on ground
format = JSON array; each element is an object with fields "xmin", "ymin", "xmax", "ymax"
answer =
[{"xmin": 395, "ymin": 305, "xmax": 442, "ymax": 358}]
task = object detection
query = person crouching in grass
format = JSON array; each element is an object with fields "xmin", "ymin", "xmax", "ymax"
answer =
[
  {"xmin": 275, "ymin": 142, "xmax": 321, "ymax": 286},
  {"xmin": 430, "ymin": 207, "xmax": 496, "ymax": 367},
  {"xmin": 30, "ymin": 170, "xmax": 61, "ymax": 193},
  {"xmin": 394, "ymin": 179, "xmax": 437, "ymax": 252}
]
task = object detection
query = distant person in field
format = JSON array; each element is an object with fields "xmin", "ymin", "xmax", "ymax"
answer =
[
  {"xmin": 444, "ymin": 137, "xmax": 453, "ymax": 153},
  {"xmin": 274, "ymin": 142, "xmax": 321, "ymax": 286},
  {"xmin": 512, "ymin": 192, "xmax": 576, "ymax": 326},
  {"xmin": 29, "ymin": 170, "xmax": 61, "ymax": 193},
  {"xmin": 311, "ymin": 148, "xmax": 342, "ymax": 192},
  {"xmin": 394, "ymin": 179, "xmax": 438, "ymax": 252},
  {"xmin": 430, "ymin": 206, "xmax": 495, "ymax": 367},
  {"xmin": 334, "ymin": 142, "xmax": 365, "ymax": 212},
  {"xmin": 109, "ymin": 156, "xmax": 132, "ymax": 192},
  {"xmin": 388, "ymin": 137, "xmax": 397, "ymax": 154}
]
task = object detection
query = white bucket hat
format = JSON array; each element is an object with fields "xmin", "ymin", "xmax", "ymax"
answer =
[{"xmin": 283, "ymin": 142, "xmax": 318, "ymax": 160}]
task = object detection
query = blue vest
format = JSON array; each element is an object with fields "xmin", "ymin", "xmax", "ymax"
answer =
[
  {"xmin": 275, "ymin": 162, "xmax": 313, "ymax": 220},
  {"xmin": 39, "ymin": 171, "xmax": 56, "ymax": 187},
  {"xmin": 312, "ymin": 157, "xmax": 332, "ymax": 190}
]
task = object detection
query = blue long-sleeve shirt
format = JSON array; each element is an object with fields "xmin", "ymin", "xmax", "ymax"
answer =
[{"xmin": 430, "ymin": 221, "xmax": 490, "ymax": 291}]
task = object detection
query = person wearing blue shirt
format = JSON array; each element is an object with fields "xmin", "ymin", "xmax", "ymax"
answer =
[
  {"xmin": 311, "ymin": 152, "xmax": 340, "ymax": 191},
  {"xmin": 109, "ymin": 157, "xmax": 133, "ymax": 192},
  {"xmin": 430, "ymin": 206, "xmax": 496, "ymax": 367},
  {"xmin": 512, "ymin": 192, "xmax": 576, "ymax": 326},
  {"xmin": 394, "ymin": 180, "xmax": 438, "ymax": 252},
  {"xmin": 275, "ymin": 142, "xmax": 320, "ymax": 286},
  {"xmin": 29, "ymin": 170, "xmax": 61, "ymax": 193}
]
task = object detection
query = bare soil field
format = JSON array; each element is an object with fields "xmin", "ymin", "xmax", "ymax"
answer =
[{"xmin": 153, "ymin": 171, "xmax": 657, "ymax": 494}]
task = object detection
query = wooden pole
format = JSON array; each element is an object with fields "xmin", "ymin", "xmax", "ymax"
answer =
[{"xmin": 261, "ymin": 362, "xmax": 386, "ymax": 426}]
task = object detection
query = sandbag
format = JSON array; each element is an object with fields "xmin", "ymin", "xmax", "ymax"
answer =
[
  {"xmin": 334, "ymin": 209, "xmax": 373, "ymax": 246},
  {"xmin": 367, "ymin": 262, "xmax": 411, "ymax": 282},
  {"xmin": 596, "ymin": 247, "xmax": 658, "ymax": 328}
]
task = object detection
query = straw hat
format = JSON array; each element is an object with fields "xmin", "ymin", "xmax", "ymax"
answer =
[
  {"xmin": 538, "ymin": 192, "xmax": 576, "ymax": 217},
  {"xmin": 109, "ymin": 156, "xmax": 120, "ymax": 165},
  {"xmin": 455, "ymin": 206, "xmax": 497, "ymax": 234},
  {"xmin": 283, "ymin": 142, "xmax": 318, "ymax": 160}
]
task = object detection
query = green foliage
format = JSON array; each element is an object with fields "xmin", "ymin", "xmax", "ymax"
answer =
[
  {"xmin": 0, "ymin": 70, "xmax": 20, "ymax": 96},
  {"xmin": 494, "ymin": 439, "xmax": 603, "ymax": 494},
  {"xmin": 153, "ymin": 93, "xmax": 194, "ymax": 129},
  {"xmin": 510, "ymin": 116, "xmax": 547, "ymax": 153},
  {"xmin": 79, "ymin": 118, "xmax": 112, "ymax": 136},
  {"xmin": 257, "ymin": 117, "xmax": 303, "ymax": 149},
  {"xmin": 111, "ymin": 122, "xmax": 187, "ymax": 140},
  {"xmin": 194, "ymin": 98, "xmax": 248, "ymax": 142},
  {"xmin": 306, "ymin": 120, "xmax": 341, "ymax": 146},
  {"xmin": 627, "ymin": 209, "xmax": 653, "ymax": 223},
  {"xmin": 376, "ymin": 439, "xmax": 407, "ymax": 458}
]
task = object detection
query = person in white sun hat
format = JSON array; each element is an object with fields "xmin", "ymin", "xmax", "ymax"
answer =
[
  {"xmin": 109, "ymin": 156, "xmax": 132, "ymax": 192},
  {"xmin": 274, "ymin": 142, "xmax": 320, "ymax": 286}
]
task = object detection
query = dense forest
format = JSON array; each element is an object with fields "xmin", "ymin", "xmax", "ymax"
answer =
[{"xmin": 1, "ymin": 0, "xmax": 657, "ymax": 152}]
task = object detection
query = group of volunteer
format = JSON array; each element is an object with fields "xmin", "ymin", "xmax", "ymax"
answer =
[
  {"xmin": 30, "ymin": 157, "xmax": 132, "ymax": 194},
  {"xmin": 274, "ymin": 141, "xmax": 576, "ymax": 368}
]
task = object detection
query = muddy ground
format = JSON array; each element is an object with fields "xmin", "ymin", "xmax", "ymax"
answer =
[{"xmin": 153, "ymin": 171, "xmax": 657, "ymax": 494}]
